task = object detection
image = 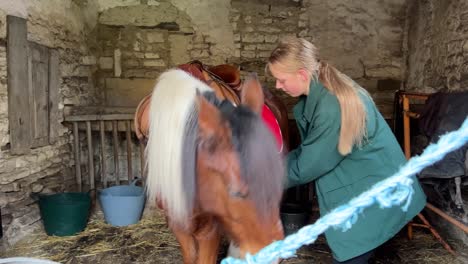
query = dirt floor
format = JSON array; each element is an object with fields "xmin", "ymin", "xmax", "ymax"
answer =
[{"xmin": 1, "ymin": 207, "xmax": 467, "ymax": 264}]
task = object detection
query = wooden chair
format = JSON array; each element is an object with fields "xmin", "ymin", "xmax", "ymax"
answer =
[{"xmin": 398, "ymin": 91, "xmax": 456, "ymax": 255}]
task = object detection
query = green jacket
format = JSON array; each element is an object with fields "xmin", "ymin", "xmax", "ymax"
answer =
[{"xmin": 286, "ymin": 79, "xmax": 426, "ymax": 261}]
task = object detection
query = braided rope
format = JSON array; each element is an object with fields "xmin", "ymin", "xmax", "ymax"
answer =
[{"xmin": 222, "ymin": 118, "xmax": 468, "ymax": 264}]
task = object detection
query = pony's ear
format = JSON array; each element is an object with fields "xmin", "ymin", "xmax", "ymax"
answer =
[
  {"xmin": 197, "ymin": 94, "xmax": 222, "ymax": 137},
  {"xmin": 196, "ymin": 94, "xmax": 250, "ymax": 198},
  {"xmin": 240, "ymin": 72, "xmax": 264, "ymax": 114}
]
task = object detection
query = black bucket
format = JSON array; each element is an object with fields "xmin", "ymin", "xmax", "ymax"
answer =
[{"xmin": 280, "ymin": 203, "xmax": 309, "ymax": 236}]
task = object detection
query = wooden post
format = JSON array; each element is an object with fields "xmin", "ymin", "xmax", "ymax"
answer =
[
  {"xmin": 86, "ymin": 121, "xmax": 95, "ymax": 191},
  {"xmin": 140, "ymin": 142, "xmax": 145, "ymax": 178},
  {"xmin": 126, "ymin": 120, "xmax": 133, "ymax": 182},
  {"xmin": 402, "ymin": 95, "xmax": 411, "ymax": 159},
  {"xmin": 112, "ymin": 121, "xmax": 119, "ymax": 185},
  {"xmin": 100, "ymin": 120, "xmax": 107, "ymax": 188},
  {"xmin": 73, "ymin": 122, "xmax": 82, "ymax": 192}
]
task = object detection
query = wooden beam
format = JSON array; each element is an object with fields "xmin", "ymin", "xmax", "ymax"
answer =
[
  {"xmin": 48, "ymin": 49, "xmax": 60, "ymax": 144},
  {"xmin": 86, "ymin": 121, "xmax": 95, "ymax": 190},
  {"xmin": 64, "ymin": 114, "xmax": 134, "ymax": 122},
  {"xmin": 126, "ymin": 121, "xmax": 133, "ymax": 182},
  {"xmin": 112, "ymin": 121, "xmax": 120, "ymax": 185},
  {"xmin": 73, "ymin": 122, "xmax": 82, "ymax": 192},
  {"xmin": 100, "ymin": 120, "xmax": 107, "ymax": 188}
]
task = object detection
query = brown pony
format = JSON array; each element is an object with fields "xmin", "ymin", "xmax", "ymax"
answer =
[{"xmin": 145, "ymin": 69, "xmax": 285, "ymax": 263}]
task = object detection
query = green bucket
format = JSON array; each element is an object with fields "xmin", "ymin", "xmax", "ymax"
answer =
[{"xmin": 38, "ymin": 192, "xmax": 91, "ymax": 236}]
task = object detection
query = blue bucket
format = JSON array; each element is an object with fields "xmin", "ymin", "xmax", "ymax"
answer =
[{"xmin": 99, "ymin": 179, "xmax": 146, "ymax": 226}]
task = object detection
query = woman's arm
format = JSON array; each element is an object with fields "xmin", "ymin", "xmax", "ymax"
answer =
[{"xmin": 286, "ymin": 111, "xmax": 345, "ymax": 188}]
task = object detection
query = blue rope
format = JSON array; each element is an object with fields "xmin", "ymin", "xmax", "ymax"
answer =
[{"xmin": 222, "ymin": 118, "xmax": 468, "ymax": 264}]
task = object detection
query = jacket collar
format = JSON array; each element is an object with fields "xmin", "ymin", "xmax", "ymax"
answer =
[{"xmin": 293, "ymin": 78, "xmax": 328, "ymax": 122}]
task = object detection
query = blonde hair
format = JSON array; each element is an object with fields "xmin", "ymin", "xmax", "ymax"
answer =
[{"xmin": 268, "ymin": 36, "xmax": 368, "ymax": 155}]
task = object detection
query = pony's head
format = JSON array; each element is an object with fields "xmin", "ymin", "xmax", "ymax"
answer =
[
  {"xmin": 146, "ymin": 69, "xmax": 285, "ymax": 258},
  {"xmin": 196, "ymin": 73, "xmax": 285, "ymax": 256}
]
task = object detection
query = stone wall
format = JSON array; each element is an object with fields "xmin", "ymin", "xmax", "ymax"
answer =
[
  {"xmin": 404, "ymin": 0, "xmax": 468, "ymax": 246},
  {"xmin": 301, "ymin": 0, "xmax": 407, "ymax": 117},
  {"xmin": 94, "ymin": 0, "xmax": 407, "ymax": 118},
  {"xmin": 405, "ymin": 0, "xmax": 468, "ymax": 92},
  {"xmin": 0, "ymin": 1, "xmax": 97, "ymax": 246},
  {"xmin": 0, "ymin": 0, "xmax": 412, "ymax": 248}
]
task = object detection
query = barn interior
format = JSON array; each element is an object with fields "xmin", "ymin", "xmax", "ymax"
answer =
[{"xmin": 0, "ymin": 0, "xmax": 467, "ymax": 263}]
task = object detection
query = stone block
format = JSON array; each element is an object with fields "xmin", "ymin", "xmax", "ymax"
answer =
[
  {"xmin": 148, "ymin": 0, "xmax": 161, "ymax": 6},
  {"xmin": 365, "ymin": 64, "xmax": 402, "ymax": 79},
  {"xmin": 147, "ymin": 32, "xmax": 165, "ymax": 43},
  {"xmin": 104, "ymin": 78, "xmax": 156, "ymax": 107},
  {"xmin": 192, "ymin": 43, "xmax": 209, "ymax": 49},
  {"xmin": 143, "ymin": 59, "xmax": 166, "ymax": 67},
  {"xmin": 133, "ymin": 41, "xmax": 141, "ymax": 51},
  {"xmin": 99, "ymin": 57, "xmax": 114, "ymax": 70},
  {"xmin": 299, "ymin": 13, "xmax": 308, "ymax": 20},
  {"xmin": 31, "ymin": 183, "xmax": 44, "ymax": 193},
  {"xmin": 114, "ymin": 49, "xmax": 122, "ymax": 77},
  {"xmin": 463, "ymin": 41, "xmax": 468, "ymax": 53},
  {"xmin": 241, "ymin": 51, "xmax": 256, "ymax": 59},
  {"xmin": 231, "ymin": 14, "xmax": 240, "ymax": 22},
  {"xmin": 244, "ymin": 26, "xmax": 254, "ymax": 32},
  {"xmin": 134, "ymin": 52, "xmax": 145, "ymax": 59},
  {"xmin": 243, "ymin": 33, "xmax": 265, "ymax": 43},
  {"xmin": 265, "ymin": 35, "xmax": 278, "ymax": 43},
  {"xmin": 258, "ymin": 26, "xmax": 281, "ymax": 33},
  {"xmin": 144, "ymin": 53, "xmax": 160, "ymax": 59},
  {"xmin": 257, "ymin": 43, "xmax": 276, "ymax": 51},
  {"xmin": 169, "ymin": 34, "xmax": 190, "ymax": 65},
  {"xmin": 298, "ymin": 29, "xmax": 309, "ymax": 37},
  {"xmin": 192, "ymin": 34, "xmax": 204, "ymax": 43},
  {"xmin": 124, "ymin": 59, "xmax": 139, "ymax": 67},
  {"xmin": 81, "ymin": 56, "xmax": 96, "ymax": 65},
  {"xmin": 244, "ymin": 44, "xmax": 256, "ymax": 51},
  {"xmin": 257, "ymin": 51, "xmax": 272, "ymax": 58},
  {"xmin": 190, "ymin": 50, "xmax": 210, "ymax": 58}
]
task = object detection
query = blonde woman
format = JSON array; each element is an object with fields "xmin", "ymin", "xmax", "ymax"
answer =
[{"xmin": 267, "ymin": 37, "xmax": 426, "ymax": 263}]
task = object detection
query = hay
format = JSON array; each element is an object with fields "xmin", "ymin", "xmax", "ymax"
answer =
[
  {"xmin": 2, "ymin": 209, "xmax": 466, "ymax": 264},
  {"xmin": 2, "ymin": 209, "xmax": 182, "ymax": 264}
]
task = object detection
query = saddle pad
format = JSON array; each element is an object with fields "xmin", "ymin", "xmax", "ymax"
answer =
[{"xmin": 261, "ymin": 104, "xmax": 283, "ymax": 153}]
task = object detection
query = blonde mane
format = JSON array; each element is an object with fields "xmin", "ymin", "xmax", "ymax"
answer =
[{"xmin": 145, "ymin": 69, "xmax": 212, "ymax": 225}]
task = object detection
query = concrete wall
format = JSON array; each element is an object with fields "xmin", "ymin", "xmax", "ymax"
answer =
[
  {"xmin": 0, "ymin": 0, "xmax": 97, "ymax": 246},
  {"xmin": 405, "ymin": 0, "xmax": 468, "ymax": 92}
]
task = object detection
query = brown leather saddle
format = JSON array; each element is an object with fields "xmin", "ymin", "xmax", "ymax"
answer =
[
  {"xmin": 134, "ymin": 60, "xmax": 290, "ymax": 152},
  {"xmin": 134, "ymin": 60, "xmax": 243, "ymax": 141}
]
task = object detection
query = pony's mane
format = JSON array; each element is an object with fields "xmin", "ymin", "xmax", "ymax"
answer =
[
  {"xmin": 205, "ymin": 93, "xmax": 285, "ymax": 219},
  {"xmin": 222, "ymin": 103, "xmax": 285, "ymax": 219},
  {"xmin": 146, "ymin": 69, "xmax": 285, "ymax": 226},
  {"xmin": 146, "ymin": 69, "xmax": 212, "ymax": 225}
]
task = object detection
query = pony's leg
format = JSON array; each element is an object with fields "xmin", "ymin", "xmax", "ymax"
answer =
[
  {"xmin": 194, "ymin": 219, "xmax": 221, "ymax": 264},
  {"xmin": 172, "ymin": 226, "xmax": 197, "ymax": 264}
]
